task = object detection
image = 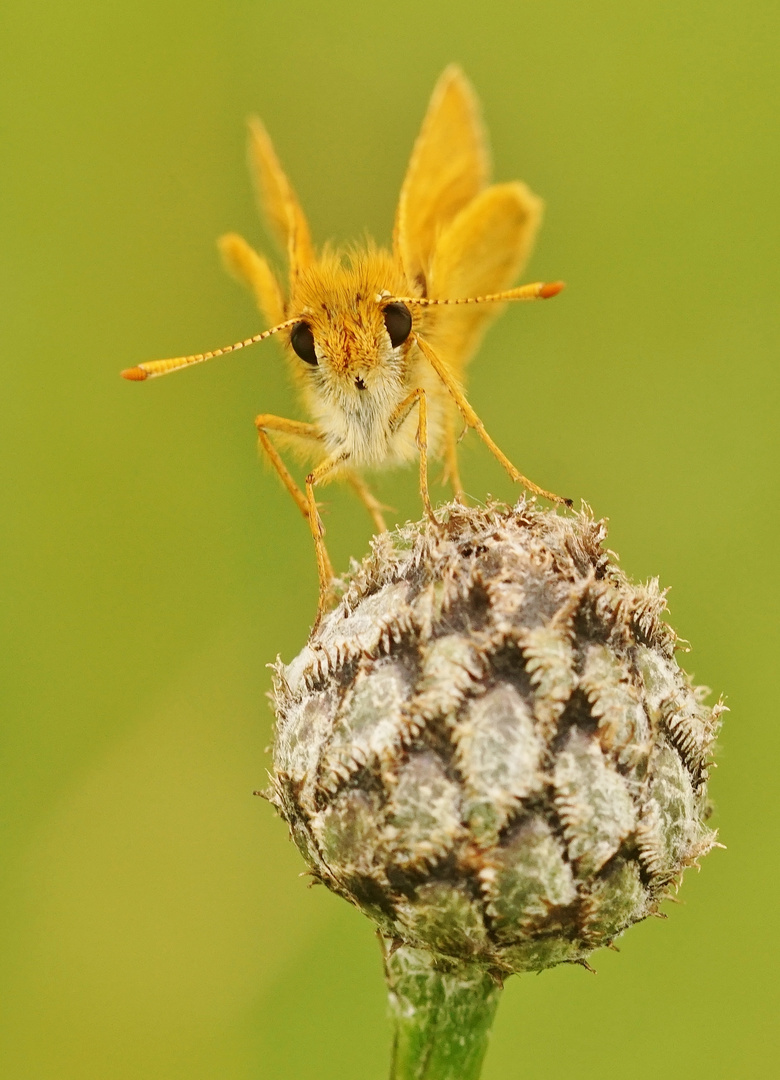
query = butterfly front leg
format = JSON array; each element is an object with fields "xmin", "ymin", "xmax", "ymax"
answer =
[
  {"xmin": 388, "ymin": 387, "xmax": 436, "ymax": 524},
  {"xmin": 304, "ymin": 452, "xmax": 352, "ymax": 620},
  {"xmin": 254, "ymin": 413, "xmax": 335, "ymax": 591},
  {"xmin": 442, "ymin": 405, "xmax": 467, "ymax": 504}
]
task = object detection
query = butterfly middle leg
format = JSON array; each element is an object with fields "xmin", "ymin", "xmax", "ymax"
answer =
[{"xmin": 346, "ymin": 471, "xmax": 390, "ymax": 533}]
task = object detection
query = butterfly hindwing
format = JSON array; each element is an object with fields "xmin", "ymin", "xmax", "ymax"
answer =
[
  {"xmin": 218, "ymin": 232, "xmax": 287, "ymax": 327},
  {"xmin": 425, "ymin": 181, "xmax": 543, "ymax": 371}
]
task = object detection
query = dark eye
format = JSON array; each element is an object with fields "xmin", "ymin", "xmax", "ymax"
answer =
[
  {"xmin": 290, "ymin": 322, "xmax": 318, "ymax": 365},
  {"xmin": 382, "ymin": 302, "xmax": 412, "ymax": 349}
]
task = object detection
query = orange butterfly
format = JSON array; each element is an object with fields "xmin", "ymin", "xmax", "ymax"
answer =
[{"xmin": 123, "ymin": 66, "xmax": 569, "ymax": 617}]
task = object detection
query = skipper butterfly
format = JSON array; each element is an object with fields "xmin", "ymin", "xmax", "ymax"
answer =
[{"xmin": 123, "ymin": 66, "xmax": 570, "ymax": 617}]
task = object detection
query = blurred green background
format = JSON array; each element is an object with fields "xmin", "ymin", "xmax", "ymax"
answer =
[{"xmin": 2, "ymin": 1, "xmax": 778, "ymax": 1077}]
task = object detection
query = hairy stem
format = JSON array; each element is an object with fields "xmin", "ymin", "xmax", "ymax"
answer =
[{"xmin": 386, "ymin": 945, "xmax": 502, "ymax": 1080}]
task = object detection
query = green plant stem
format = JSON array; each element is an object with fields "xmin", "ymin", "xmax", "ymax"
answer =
[{"xmin": 385, "ymin": 945, "xmax": 503, "ymax": 1080}]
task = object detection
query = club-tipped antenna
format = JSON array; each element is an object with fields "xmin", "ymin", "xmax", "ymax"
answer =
[
  {"xmin": 387, "ymin": 280, "xmax": 565, "ymax": 308},
  {"xmin": 120, "ymin": 317, "xmax": 299, "ymax": 381}
]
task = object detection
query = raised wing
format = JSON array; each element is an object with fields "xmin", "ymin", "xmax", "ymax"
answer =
[
  {"xmin": 425, "ymin": 181, "xmax": 543, "ymax": 371},
  {"xmin": 219, "ymin": 232, "xmax": 287, "ymax": 326},
  {"xmin": 248, "ymin": 117, "xmax": 314, "ymax": 284},
  {"xmin": 393, "ymin": 66, "xmax": 489, "ymax": 291}
]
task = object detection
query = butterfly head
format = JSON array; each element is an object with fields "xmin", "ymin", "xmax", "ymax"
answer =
[{"xmin": 284, "ymin": 251, "xmax": 419, "ymax": 405}]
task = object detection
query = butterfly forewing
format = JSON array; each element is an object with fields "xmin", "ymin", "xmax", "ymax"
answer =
[
  {"xmin": 394, "ymin": 65, "xmax": 489, "ymax": 290},
  {"xmin": 248, "ymin": 116, "xmax": 314, "ymax": 281}
]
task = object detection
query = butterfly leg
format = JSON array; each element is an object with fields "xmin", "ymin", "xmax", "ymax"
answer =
[
  {"xmin": 254, "ymin": 413, "xmax": 334, "ymax": 584},
  {"xmin": 415, "ymin": 335, "xmax": 572, "ymax": 508},
  {"xmin": 442, "ymin": 405, "xmax": 467, "ymax": 503},
  {"xmin": 305, "ymin": 453, "xmax": 351, "ymax": 617},
  {"xmin": 346, "ymin": 471, "xmax": 391, "ymax": 533},
  {"xmin": 388, "ymin": 387, "xmax": 436, "ymax": 523}
]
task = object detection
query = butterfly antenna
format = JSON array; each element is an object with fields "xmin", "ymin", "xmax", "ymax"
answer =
[
  {"xmin": 121, "ymin": 318, "xmax": 299, "ymax": 381},
  {"xmin": 389, "ymin": 280, "xmax": 565, "ymax": 308}
]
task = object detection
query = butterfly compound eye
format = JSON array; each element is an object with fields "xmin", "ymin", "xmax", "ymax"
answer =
[
  {"xmin": 382, "ymin": 302, "xmax": 412, "ymax": 349},
  {"xmin": 290, "ymin": 322, "xmax": 318, "ymax": 365}
]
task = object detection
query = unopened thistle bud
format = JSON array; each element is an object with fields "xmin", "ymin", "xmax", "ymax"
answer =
[{"xmin": 268, "ymin": 501, "xmax": 723, "ymax": 978}]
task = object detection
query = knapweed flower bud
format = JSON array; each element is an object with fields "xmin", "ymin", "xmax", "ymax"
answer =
[{"xmin": 269, "ymin": 501, "xmax": 723, "ymax": 976}]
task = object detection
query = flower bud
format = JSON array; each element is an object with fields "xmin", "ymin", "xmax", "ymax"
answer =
[{"xmin": 269, "ymin": 502, "xmax": 723, "ymax": 975}]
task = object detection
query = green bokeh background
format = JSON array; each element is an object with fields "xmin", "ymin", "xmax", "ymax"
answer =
[{"xmin": 2, "ymin": 1, "xmax": 778, "ymax": 1077}]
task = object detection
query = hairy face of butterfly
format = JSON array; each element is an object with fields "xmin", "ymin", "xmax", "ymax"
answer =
[
  {"xmin": 289, "ymin": 301, "xmax": 413, "ymax": 384},
  {"xmin": 286, "ymin": 264, "xmax": 418, "ymax": 403},
  {"xmin": 288, "ymin": 249, "xmax": 416, "ymax": 354}
]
